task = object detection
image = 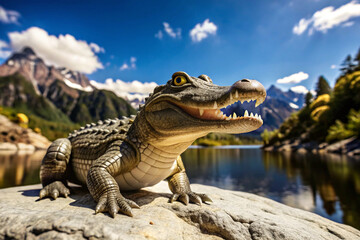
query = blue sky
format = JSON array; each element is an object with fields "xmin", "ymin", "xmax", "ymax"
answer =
[{"xmin": 1, "ymin": 0, "xmax": 360, "ymax": 93}]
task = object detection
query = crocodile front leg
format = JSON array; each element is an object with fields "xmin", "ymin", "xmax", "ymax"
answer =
[
  {"xmin": 39, "ymin": 138, "xmax": 71, "ymax": 200},
  {"xmin": 86, "ymin": 140, "xmax": 140, "ymax": 217},
  {"xmin": 167, "ymin": 156, "xmax": 212, "ymax": 205}
]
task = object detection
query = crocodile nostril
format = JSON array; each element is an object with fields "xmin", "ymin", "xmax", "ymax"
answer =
[{"xmin": 241, "ymin": 79, "xmax": 250, "ymax": 83}]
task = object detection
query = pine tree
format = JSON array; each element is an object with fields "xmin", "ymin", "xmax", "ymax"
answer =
[
  {"xmin": 340, "ymin": 55, "xmax": 356, "ymax": 74},
  {"xmin": 315, "ymin": 76, "xmax": 331, "ymax": 97},
  {"xmin": 355, "ymin": 48, "xmax": 360, "ymax": 70},
  {"xmin": 305, "ymin": 91, "xmax": 313, "ymax": 107}
]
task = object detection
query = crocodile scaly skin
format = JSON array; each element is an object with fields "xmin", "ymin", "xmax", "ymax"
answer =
[{"xmin": 39, "ymin": 71, "xmax": 266, "ymax": 217}]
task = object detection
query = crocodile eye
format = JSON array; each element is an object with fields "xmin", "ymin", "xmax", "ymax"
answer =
[{"xmin": 173, "ymin": 76, "xmax": 187, "ymax": 86}]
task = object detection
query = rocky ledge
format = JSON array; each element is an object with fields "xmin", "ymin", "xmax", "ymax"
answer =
[
  {"xmin": 0, "ymin": 182, "xmax": 359, "ymax": 240},
  {"xmin": 263, "ymin": 137, "xmax": 360, "ymax": 158},
  {"xmin": 0, "ymin": 114, "xmax": 51, "ymax": 152}
]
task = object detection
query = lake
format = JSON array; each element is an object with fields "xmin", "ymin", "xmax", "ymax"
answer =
[{"xmin": 0, "ymin": 146, "xmax": 359, "ymax": 230}]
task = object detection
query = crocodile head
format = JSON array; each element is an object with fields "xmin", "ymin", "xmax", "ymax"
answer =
[{"xmin": 138, "ymin": 71, "xmax": 266, "ymax": 146}]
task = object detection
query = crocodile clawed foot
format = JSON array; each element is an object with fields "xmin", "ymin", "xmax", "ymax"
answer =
[
  {"xmin": 95, "ymin": 191, "xmax": 140, "ymax": 218},
  {"xmin": 170, "ymin": 191, "xmax": 212, "ymax": 205},
  {"xmin": 39, "ymin": 181, "xmax": 70, "ymax": 200}
]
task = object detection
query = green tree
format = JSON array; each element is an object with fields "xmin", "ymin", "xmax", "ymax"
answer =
[
  {"xmin": 261, "ymin": 129, "xmax": 270, "ymax": 145},
  {"xmin": 355, "ymin": 48, "xmax": 360, "ymax": 70},
  {"xmin": 315, "ymin": 76, "xmax": 331, "ymax": 97},
  {"xmin": 340, "ymin": 55, "xmax": 356, "ymax": 75},
  {"xmin": 305, "ymin": 91, "xmax": 313, "ymax": 107}
]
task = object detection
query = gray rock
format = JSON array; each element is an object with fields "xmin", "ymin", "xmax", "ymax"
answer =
[
  {"xmin": 325, "ymin": 137, "xmax": 360, "ymax": 155},
  {"xmin": 0, "ymin": 114, "xmax": 51, "ymax": 151},
  {"xmin": 296, "ymin": 147, "xmax": 308, "ymax": 154},
  {"xmin": 0, "ymin": 142, "xmax": 17, "ymax": 151},
  {"xmin": 0, "ymin": 182, "xmax": 359, "ymax": 240}
]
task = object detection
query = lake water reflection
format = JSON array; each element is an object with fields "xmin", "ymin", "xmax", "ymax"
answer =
[
  {"xmin": 0, "ymin": 150, "xmax": 44, "ymax": 189},
  {"xmin": 182, "ymin": 146, "xmax": 360, "ymax": 230},
  {"xmin": 0, "ymin": 146, "xmax": 359, "ymax": 230}
]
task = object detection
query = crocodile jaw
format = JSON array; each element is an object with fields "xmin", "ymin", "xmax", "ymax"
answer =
[{"xmin": 142, "ymin": 75, "xmax": 266, "ymax": 145}]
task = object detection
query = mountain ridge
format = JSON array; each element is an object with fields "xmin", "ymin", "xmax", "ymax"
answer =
[
  {"xmin": 0, "ymin": 47, "xmax": 136, "ymax": 140},
  {"xmin": 0, "ymin": 47, "xmax": 93, "ymax": 93}
]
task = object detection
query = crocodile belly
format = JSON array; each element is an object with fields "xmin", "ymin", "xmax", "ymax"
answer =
[{"xmin": 115, "ymin": 158, "xmax": 177, "ymax": 191}]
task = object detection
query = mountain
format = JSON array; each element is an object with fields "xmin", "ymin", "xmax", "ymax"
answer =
[
  {"xmin": 267, "ymin": 85, "xmax": 304, "ymax": 109},
  {"xmin": 0, "ymin": 74, "xmax": 72, "ymax": 123},
  {"xmin": 222, "ymin": 85, "xmax": 305, "ymax": 137},
  {"xmin": 44, "ymin": 79, "xmax": 135, "ymax": 124},
  {"xmin": 0, "ymin": 47, "xmax": 136, "ymax": 139},
  {"xmin": 0, "ymin": 47, "xmax": 93, "ymax": 93}
]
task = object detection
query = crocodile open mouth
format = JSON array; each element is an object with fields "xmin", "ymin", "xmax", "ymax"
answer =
[{"xmin": 175, "ymin": 90, "xmax": 265, "ymax": 124}]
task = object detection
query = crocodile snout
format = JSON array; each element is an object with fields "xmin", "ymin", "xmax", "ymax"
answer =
[{"xmin": 231, "ymin": 79, "xmax": 266, "ymax": 95}]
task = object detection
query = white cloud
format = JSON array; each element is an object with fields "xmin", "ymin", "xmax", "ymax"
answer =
[
  {"xmin": 155, "ymin": 22, "xmax": 182, "ymax": 40},
  {"xmin": 90, "ymin": 79, "xmax": 158, "ymax": 108},
  {"xmin": 190, "ymin": 19, "xmax": 218, "ymax": 42},
  {"xmin": 293, "ymin": 19, "xmax": 312, "ymax": 35},
  {"xmin": 342, "ymin": 21, "xmax": 355, "ymax": 27},
  {"xmin": 8, "ymin": 27, "xmax": 103, "ymax": 73},
  {"xmin": 0, "ymin": 40, "xmax": 11, "ymax": 59},
  {"xmin": 290, "ymin": 85, "xmax": 309, "ymax": 94},
  {"xmin": 119, "ymin": 63, "xmax": 129, "ymax": 71},
  {"xmin": 0, "ymin": 5, "xmax": 20, "ymax": 24},
  {"xmin": 277, "ymin": 72, "xmax": 309, "ymax": 84},
  {"xmin": 155, "ymin": 30, "xmax": 163, "ymax": 39},
  {"xmin": 163, "ymin": 22, "xmax": 181, "ymax": 38},
  {"xmin": 89, "ymin": 42, "xmax": 105, "ymax": 53},
  {"xmin": 331, "ymin": 64, "xmax": 337, "ymax": 69},
  {"xmin": 293, "ymin": 1, "xmax": 360, "ymax": 35},
  {"xmin": 120, "ymin": 56, "xmax": 136, "ymax": 71}
]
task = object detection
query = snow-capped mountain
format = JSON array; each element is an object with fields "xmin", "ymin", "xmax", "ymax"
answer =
[
  {"xmin": 90, "ymin": 78, "xmax": 158, "ymax": 108},
  {"xmin": 0, "ymin": 47, "xmax": 135, "ymax": 124},
  {"xmin": 267, "ymin": 85, "xmax": 305, "ymax": 109},
  {"xmin": 0, "ymin": 47, "xmax": 94, "ymax": 93}
]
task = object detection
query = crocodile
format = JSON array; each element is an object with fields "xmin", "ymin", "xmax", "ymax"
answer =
[{"xmin": 39, "ymin": 71, "xmax": 266, "ymax": 217}]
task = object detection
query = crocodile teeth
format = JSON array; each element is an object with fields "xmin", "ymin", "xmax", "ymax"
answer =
[
  {"xmin": 199, "ymin": 109, "xmax": 204, "ymax": 116},
  {"xmin": 255, "ymin": 99, "xmax": 261, "ymax": 107},
  {"xmin": 255, "ymin": 113, "xmax": 258, "ymax": 118},
  {"xmin": 250, "ymin": 112, "xmax": 254, "ymax": 117},
  {"xmin": 213, "ymin": 101, "xmax": 218, "ymax": 109},
  {"xmin": 232, "ymin": 112, "xmax": 237, "ymax": 118},
  {"xmin": 235, "ymin": 90, "xmax": 239, "ymax": 98},
  {"xmin": 244, "ymin": 110, "xmax": 249, "ymax": 117}
]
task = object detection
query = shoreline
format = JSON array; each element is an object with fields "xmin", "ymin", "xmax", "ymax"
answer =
[{"xmin": 262, "ymin": 137, "xmax": 360, "ymax": 158}]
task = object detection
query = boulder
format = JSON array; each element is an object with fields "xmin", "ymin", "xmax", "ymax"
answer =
[
  {"xmin": 0, "ymin": 114, "xmax": 51, "ymax": 151},
  {"xmin": 325, "ymin": 137, "xmax": 360, "ymax": 155},
  {"xmin": 0, "ymin": 182, "xmax": 359, "ymax": 240},
  {"xmin": 277, "ymin": 144, "xmax": 292, "ymax": 152}
]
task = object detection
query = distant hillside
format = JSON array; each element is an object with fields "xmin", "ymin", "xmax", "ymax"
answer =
[
  {"xmin": 222, "ymin": 85, "xmax": 305, "ymax": 137},
  {"xmin": 0, "ymin": 74, "xmax": 72, "ymax": 123},
  {"xmin": 0, "ymin": 47, "xmax": 136, "ymax": 140},
  {"xmin": 43, "ymin": 79, "xmax": 136, "ymax": 124},
  {"xmin": 263, "ymin": 48, "xmax": 360, "ymax": 147}
]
